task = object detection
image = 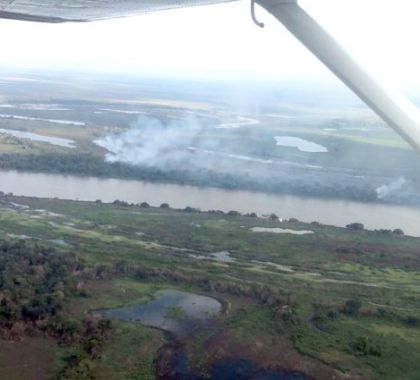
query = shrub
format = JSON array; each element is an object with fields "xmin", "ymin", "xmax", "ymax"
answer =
[
  {"xmin": 227, "ymin": 210, "xmax": 241, "ymax": 217},
  {"xmin": 349, "ymin": 336, "xmax": 382, "ymax": 357},
  {"xmin": 183, "ymin": 206, "xmax": 199, "ymax": 213},
  {"xmin": 246, "ymin": 212, "xmax": 257, "ymax": 218},
  {"xmin": 393, "ymin": 229, "xmax": 405, "ymax": 236},
  {"xmin": 405, "ymin": 316, "xmax": 419, "ymax": 327},
  {"xmin": 343, "ymin": 299, "xmax": 361, "ymax": 316},
  {"xmin": 346, "ymin": 223, "xmax": 364, "ymax": 231}
]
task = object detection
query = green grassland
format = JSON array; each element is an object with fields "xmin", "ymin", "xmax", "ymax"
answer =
[{"xmin": 0, "ymin": 195, "xmax": 419, "ymax": 379}]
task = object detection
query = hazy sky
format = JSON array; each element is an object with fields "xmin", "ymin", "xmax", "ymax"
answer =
[{"xmin": 1, "ymin": 0, "xmax": 420, "ymax": 90}]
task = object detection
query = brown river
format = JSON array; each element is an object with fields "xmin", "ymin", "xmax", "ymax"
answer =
[{"xmin": 0, "ymin": 170, "xmax": 419, "ymax": 236}]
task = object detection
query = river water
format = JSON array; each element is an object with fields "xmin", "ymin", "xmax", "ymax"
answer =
[{"xmin": 0, "ymin": 170, "xmax": 419, "ymax": 236}]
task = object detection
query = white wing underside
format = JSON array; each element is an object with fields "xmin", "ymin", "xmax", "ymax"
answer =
[
  {"xmin": 1, "ymin": 0, "xmax": 420, "ymax": 151},
  {"xmin": 0, "ymin": 0, "xmax": 236, "ymax": 21}
]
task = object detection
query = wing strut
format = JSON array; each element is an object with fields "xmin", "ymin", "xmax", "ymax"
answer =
[
  {"xmin": 256, "ymin": 0, "xmax": 420, "ymax": 152},
  {"xmin": 251, "ymin": 0, "xmax": 265, "ymax": 28}
]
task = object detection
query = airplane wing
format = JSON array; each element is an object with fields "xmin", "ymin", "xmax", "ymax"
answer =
[
  {"xmin": 1, "ymin": 0, "xmax": 420, "ymax": 151},
  {"xmin": 0, "ymin": 0, "xmax": 237, "ymax": 22}
]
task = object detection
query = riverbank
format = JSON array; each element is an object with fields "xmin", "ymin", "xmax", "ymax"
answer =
[{"xmin": 0, "ymin": 169, "xmax": 419, "ymax": 236}]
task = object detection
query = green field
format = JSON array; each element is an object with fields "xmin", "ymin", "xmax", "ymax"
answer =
[{"xmin": 0, "ymin": 194, "xmax": 419, "ymax": 379}]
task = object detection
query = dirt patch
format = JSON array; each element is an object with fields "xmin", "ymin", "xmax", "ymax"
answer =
[{"xmin": 0, "ymin": 337, "xmax": 57, "ymax": 380}]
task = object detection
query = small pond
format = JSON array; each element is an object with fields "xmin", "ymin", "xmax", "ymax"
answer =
[
  {"xmin": 251, "ymin": 227, "xmax": 313, "ymax": 235},
  {"xmin": 274, "ymin": 136, "xmax": 327, "ymax": 153},
  {"xmin": 190, "ymin": 251, "xmax": 236, "ymax": 263},
  {"xmin": 101, "ymin": 289, "xmax": 222, "ymax": 336},
  {"xmin": 0, "ymin": 128, "xmax": 76, "ymax": 148}
]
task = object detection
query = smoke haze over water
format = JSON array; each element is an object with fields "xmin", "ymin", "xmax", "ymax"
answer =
[{"xmin": 93, "ymin": 113, "xmax": 420, "ymax": 206}]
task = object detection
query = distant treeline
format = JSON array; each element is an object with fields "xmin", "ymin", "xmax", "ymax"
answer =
[{"xmin": 0, "ymin": 152, "xmax": 378, "ymax": 202}]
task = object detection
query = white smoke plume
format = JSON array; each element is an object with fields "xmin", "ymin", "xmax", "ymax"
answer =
[
  {"xmin": 376, "ymin": 177, "xmax": 407, "ymax": 200},
  {"xmin": 94, "ymin": 116, "xmax": 207, "ymax": 168}
]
